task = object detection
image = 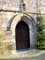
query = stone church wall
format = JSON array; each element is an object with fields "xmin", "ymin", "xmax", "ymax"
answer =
[{"xmin": 0, "ymin": 0, "xmax": 45, "ymax": 56}]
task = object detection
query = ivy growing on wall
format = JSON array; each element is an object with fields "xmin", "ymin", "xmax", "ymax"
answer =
[{"xmin": 36, "ymin": 14, "xmax": 45, "ymax": 49}]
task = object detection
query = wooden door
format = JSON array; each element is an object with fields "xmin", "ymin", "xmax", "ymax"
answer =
[{"xmin": 16, "ymin": 21, "xmax": 30, "ymax": 50}]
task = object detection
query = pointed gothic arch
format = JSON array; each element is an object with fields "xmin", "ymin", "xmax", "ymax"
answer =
[
  {"xmin": 15, "ymin": 21, "xmax": 30, "ymax": 50},
  {"xmin": 6, "ymin": 13, "xmax": 36, "ymax": 49}
]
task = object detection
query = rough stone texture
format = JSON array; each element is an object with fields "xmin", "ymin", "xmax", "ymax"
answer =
[
  {"xmin": 0, "ymin": 0, "xmax": 45, "ymax": 58},
  {"xmin": 0, "ymin": 0, "xmax": 20, "ymax": 10},
  {"xmin": 0, "ymin": 0, "xmax": 45, "ymax": 13}
]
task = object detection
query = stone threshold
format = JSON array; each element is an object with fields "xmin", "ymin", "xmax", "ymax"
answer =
[{"xmin": 0, "ymin": 49, "xmax": 45, "ymax": 59}]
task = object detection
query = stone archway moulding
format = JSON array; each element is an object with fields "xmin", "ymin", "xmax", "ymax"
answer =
[
  {"xmin": 11, "ymin": 13, "xmax": 35, "ymax": 34},
  {"xmin": 10, "ymin": 13, "xmax": 35, "ymax": 49}
]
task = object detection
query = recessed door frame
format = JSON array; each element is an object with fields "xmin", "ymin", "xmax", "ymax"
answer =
[{"xmin": 10, "ymin": 14, "xmax": 35, "ymax": 49}]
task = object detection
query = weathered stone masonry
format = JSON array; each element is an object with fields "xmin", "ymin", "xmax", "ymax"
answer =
[{"xmin": 0, "ymin": 0, "xmax": 45, "ymax": 51}]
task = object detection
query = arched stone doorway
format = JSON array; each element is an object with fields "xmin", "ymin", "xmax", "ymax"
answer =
[
  {"xmin": 15, "ymin": 21, "xmax": 30, "ymax": 50},
  {"xmin": 7, "ymin": 13, "xmax": 36, "ymax": 49}
]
